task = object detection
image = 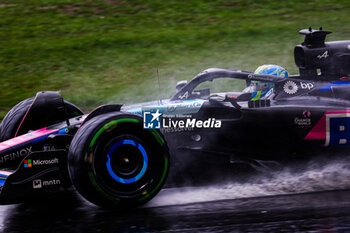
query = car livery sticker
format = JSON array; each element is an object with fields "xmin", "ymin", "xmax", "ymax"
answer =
[
  {"xmin": 318, "ymin": 82, "xmax": 350, "ymax": 91},
  {"xmin": 304, "ymin": 110, "xmax": 350, "ymax": 146},
  {"xmin": 0, "ymin": 171, "xmax": 11, "ymax": 189},
  {"xmin": 125, "ymin": 99, "xmax": 206, "ymax": 116},
  {"xmin": 0, "ymin": 127, "xmax": 59, "ymax": 151}
]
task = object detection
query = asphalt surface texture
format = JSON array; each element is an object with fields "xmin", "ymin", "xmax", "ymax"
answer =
[
  {"xmin": 0, "ymin": 158, "xmax": 350, "ymax": 232},
  {"xmin": 0, "ymin": 188, "xmax": 347, "ymax": 233}
]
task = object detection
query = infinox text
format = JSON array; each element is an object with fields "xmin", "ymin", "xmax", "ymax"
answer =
[{"xmin": 0, "ymin": 146, "xmax": 32, "ymax": 163}]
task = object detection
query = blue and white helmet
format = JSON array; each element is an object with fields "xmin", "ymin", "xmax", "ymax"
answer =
[
  {"xmin": 249, "ymin": 64, "xmax": 288, "ymax": 100},
  {"xmin": 254, "ymin": 64, "xmax": 288, "ymax": 78}
]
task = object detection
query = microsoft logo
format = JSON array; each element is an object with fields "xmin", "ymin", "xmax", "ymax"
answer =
[
  {"xmin": 24, "ymin": 159, "xmax": 32, "ymax": 168},
  {"xmin": 23, "ymin": 158, "xmax": 59, "ymax": 168}
]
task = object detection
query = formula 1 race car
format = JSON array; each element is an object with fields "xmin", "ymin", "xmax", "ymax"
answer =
[{"xmin": 0, "ymin": 28, "xmax": 350, "ymax": 208}]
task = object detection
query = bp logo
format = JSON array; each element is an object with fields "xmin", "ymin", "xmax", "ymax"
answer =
[
  {"xmin": 283, "ymin": 81, "xmax": 298, "ymax": 94},
  {"xmin": 143, "ymin": 109, "xmax": 162, "ymax": 129}
]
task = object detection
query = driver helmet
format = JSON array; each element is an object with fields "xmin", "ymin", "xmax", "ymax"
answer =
[{"xmin": 249, "ymin": 64, "xmax": 288, "ymax": 100}]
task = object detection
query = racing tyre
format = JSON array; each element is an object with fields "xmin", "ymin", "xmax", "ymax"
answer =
[
  {"xmin": 0, "ymin": 97, "xmax": 83, "ymax": 142},
  {"xmin": 68, "ymin": 112, "xmax": 169, "ymax": 208}
]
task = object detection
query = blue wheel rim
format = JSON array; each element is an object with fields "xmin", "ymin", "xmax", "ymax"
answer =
[{"xmin": 106, "ymin": 139, "xmax": 148, "ymax": 184}]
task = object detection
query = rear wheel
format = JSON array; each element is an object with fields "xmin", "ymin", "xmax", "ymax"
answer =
[
  {"xmin": 68, "ymin": 112, "xmax": 169, "ymax": 208},
  {"xmin": 0, "ymin": 97, "xmax": 83, "ymax": 142}
]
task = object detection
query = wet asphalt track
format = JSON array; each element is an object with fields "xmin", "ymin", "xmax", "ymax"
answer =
[
  {"xmin": 0, "ymin": 188, "xmax": 349, "ymax": 233},
  {"xmin": 0, "ymin": 158, "xmax": 350, "ymax": 232}
]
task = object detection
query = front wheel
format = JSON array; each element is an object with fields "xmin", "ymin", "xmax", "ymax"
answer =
[{"xmin": 68, "ymin": 112, "xmax": 169, "ymax": 208}]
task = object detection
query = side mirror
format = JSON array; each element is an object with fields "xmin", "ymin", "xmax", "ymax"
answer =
[{"xmin": 176, "ymin": 80, "xmax": 187, "ymax": 92}]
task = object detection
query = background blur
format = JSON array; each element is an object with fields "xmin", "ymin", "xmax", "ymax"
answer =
[{"xmin": 1, "ymin": 0, "xmax": 350, "ymax": 119}]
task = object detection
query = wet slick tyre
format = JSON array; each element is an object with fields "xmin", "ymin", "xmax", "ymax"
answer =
[
  {"xmin": 68, "ymin": 112, "xmax": 169, "ymax": 208},
  {"xmin": 0, "ymin": 97, "xmax": 83, "ymax": 141},
  {"xmin": 0, "ymin": 97, "xmax": 34, "ymax": 141}
]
